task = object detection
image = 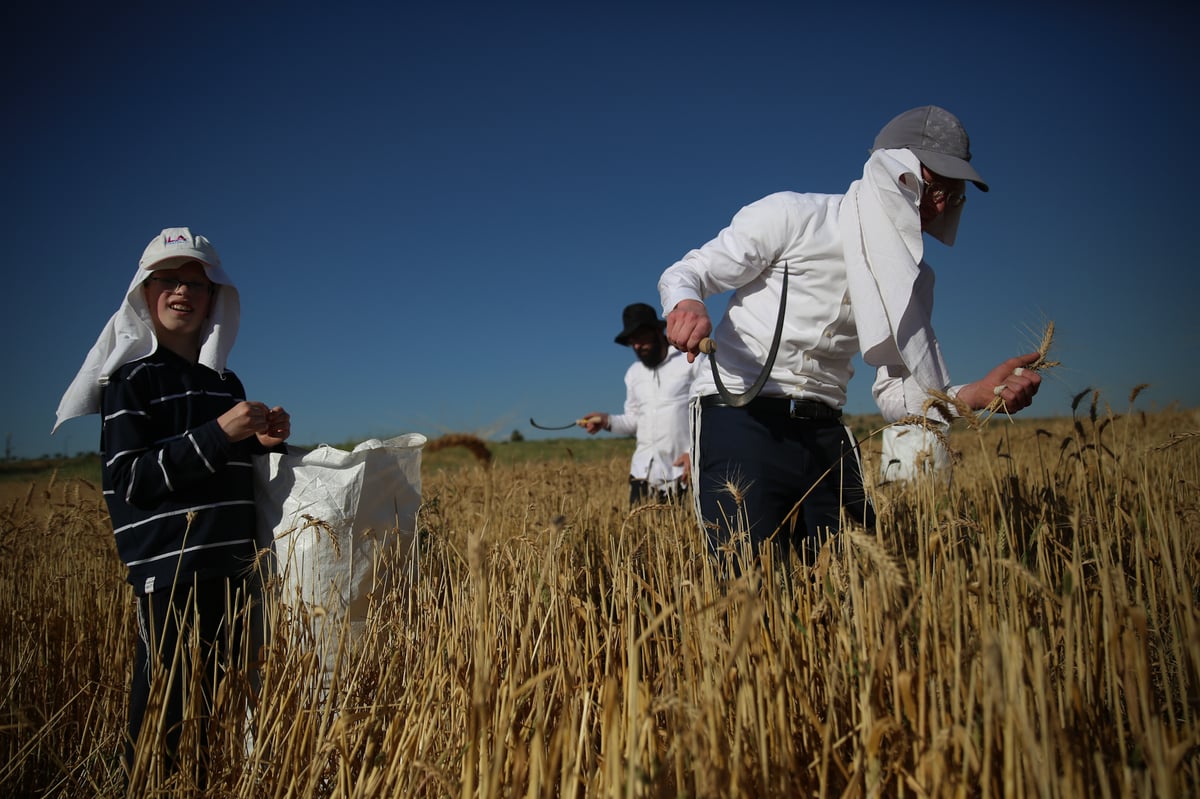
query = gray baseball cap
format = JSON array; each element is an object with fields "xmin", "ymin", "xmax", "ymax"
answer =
[{"xmin": 872, "ymin": 106, "xmax": 988, "ymax": 192}]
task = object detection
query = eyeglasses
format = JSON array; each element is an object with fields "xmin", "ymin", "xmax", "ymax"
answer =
[
  {"xmin": 145, "ymin": 276, "xmax": 216, "ymax": 294},
  {"xmin": 924, "ymin": 179, "xmax": 967, "ymax": 209}
]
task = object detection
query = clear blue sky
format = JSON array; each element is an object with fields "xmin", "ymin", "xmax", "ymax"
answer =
[{"xmin": 3, "ymin": 2, "xmax": 1197, "ymax": 459}]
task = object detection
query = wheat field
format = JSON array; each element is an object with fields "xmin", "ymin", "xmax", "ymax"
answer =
[{"xmin": 2, "ymin": 398, "xmax": 1198, "ymax": 797}]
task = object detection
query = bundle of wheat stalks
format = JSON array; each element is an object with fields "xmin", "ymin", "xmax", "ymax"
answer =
[{"xmin": 2, "ymin": 396, "xmax": 1198, "ymax": 797}]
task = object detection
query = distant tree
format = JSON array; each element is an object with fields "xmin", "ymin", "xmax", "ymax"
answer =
[{"xmin": 510, "ymin": 429, "xmax": 525, "ymax": 443}]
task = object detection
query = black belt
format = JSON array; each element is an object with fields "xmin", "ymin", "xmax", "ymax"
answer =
[
  {"xmin": 700, "ymin": 394, "xmax": 842, "ymax": 420},
  {"xmin": 629, "ymin": 476, "xmax": 687, "ymax": 491}
]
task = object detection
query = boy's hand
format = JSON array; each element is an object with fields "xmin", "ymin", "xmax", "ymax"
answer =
[
  {"xmin": 218, "ymin": 402, "xmax": 290, "ymax": 444},
  {"xmin": 257, "ymin": 406, "xmax": 291, "ymax": 448},
  {"xmin": 219, "ymin": 401, "xmax": 270, "ymax": 442}
]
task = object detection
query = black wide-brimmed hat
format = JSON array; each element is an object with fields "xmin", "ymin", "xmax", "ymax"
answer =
[{"xmin": 614, "ymin": 303, "xmax": 666, "ymax": 345}]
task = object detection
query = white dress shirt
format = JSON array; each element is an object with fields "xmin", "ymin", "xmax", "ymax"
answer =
[
  {"xmin": 658, "ymin": 190, "xmax": 958, "ymax": 422},
  {"xmin": 608, "ymin": 347, "xmax": 697, "ymax": 488}
]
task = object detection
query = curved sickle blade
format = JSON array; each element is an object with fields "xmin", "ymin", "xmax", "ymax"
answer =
[
  {"xmin": 703, "ymin": 262, "xmax": 789, "ymax": 408},
  {"xmin": 529, "ymin": 417, "xmax": 579, "ymax": 431}
]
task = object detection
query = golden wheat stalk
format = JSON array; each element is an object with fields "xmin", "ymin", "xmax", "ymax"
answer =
[
  {"xmin": 1150, "ymin": 430, "xmax": 1200, "ymax": 451},
  {"xmin": 977, "ymin": 320, "xmax": 1061, "ymax": 421},
  {"xmin": 1025, "ymin": 320, "xmax": 1061, "ymax": 373}
]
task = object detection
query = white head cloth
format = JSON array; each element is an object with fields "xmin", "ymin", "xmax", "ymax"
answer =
[
  {"xmin": 53, "ymin": 227, "xmax": 241, "ymax": 433},
  {"xmin": 841, "ymin": 149, "xmax": 959, "ymax": 414}
]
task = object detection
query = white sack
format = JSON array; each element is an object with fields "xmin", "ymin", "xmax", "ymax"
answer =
[
  {"xmin": 879, "ymin": 424, "xmax": 951, "ymax": 484},
  {"xmin": 254, "ymin": 434, "xmax": 426, "ymax": 633}
]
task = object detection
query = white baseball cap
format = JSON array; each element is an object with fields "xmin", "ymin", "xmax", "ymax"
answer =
[{"xmin": 138, "ymin": 227, "xmax": 222, "ymax": 271}]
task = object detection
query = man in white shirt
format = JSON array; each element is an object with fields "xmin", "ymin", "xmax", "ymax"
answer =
[
  {"xmin": 583, "ymin": 303, "xmax": 699, "ymax": 506},
  {"xmin": 660, "ymin": 106, "xmax": 1041, "ymax": 565}
]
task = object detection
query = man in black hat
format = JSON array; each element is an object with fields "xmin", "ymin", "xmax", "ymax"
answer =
[
  {"xmin": 660, "ymin": 105, "xmax": 1042, "ymax": 566},
  {"xmin": 582, "ymin": 302, "xmax": 699, "ymax": 506}
]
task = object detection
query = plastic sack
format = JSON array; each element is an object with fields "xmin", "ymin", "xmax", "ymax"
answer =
[
  {"xmin": 253, "ymin": 434, "xmax": 426, "ymax": 636},
  {"xmin": 879, "ymin": 423, "xmax": 951, "ymax": 483}
]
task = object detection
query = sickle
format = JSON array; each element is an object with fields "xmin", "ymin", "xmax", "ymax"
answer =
[
  {"xmin": 697, "ymin": 262, "xmax": 789, "ymax": 408},
  {"xmin": 529, "ymin": 416, "xmax": 602, "ymax": 431}
]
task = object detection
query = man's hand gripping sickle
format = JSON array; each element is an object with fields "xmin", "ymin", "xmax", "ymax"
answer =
[
  {"xmin": 666, "ymin": 299, "xmax": 713, "ymax": 364},
  {"xmin": 666, "ymin": 263, "xmax": 790, "ymax": 409}
]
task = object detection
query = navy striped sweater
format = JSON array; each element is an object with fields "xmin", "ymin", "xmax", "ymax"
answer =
[{"xmin": 100, "ymin": 348, "xmax": 277, "ymax": 595}]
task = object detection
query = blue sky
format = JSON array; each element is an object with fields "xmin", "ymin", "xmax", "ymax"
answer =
[{"xmin": 3, "ymin": 2, "xmax": 1197, "ymax": 459}]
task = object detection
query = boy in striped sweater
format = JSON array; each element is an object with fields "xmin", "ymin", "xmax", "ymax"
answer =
[{"xmin": 56, "ymin": 227, "xmax": 290, "ymax": 783}]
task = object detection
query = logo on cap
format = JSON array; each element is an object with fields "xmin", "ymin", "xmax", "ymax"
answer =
[{"xmin": 165, "ymin": 234, "xmax": 189, "ymax": 245}]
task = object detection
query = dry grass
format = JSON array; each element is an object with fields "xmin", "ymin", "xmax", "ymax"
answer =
[{"xmin": 3, "ymin": 399, "xmax": 1200, "ymax": 797}]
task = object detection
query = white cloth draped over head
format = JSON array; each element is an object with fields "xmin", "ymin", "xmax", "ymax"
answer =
[
  {"xmin": 53, "ymin": 229, "xmax": 241, "ymax": 433},
  {"xmin": 841, "ymin": 148, "xmax": 962, "ymax": 417}
]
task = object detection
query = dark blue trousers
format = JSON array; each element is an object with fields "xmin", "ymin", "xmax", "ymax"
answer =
[
  {"xmin": 125, "ymin": 576, "xmax": 263, "ymax": 784},
  {"xmin": 695, "ymin": 403, "xmax": 874, "ymax": 565}
]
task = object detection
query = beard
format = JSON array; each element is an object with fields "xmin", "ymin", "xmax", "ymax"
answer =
[{"xmin": 635, "ymin": 336, "xmax": 667, "ymax": 368}]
